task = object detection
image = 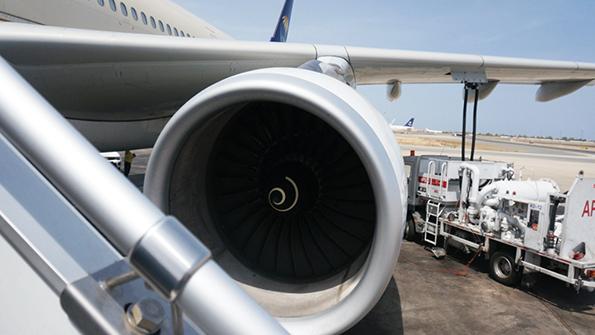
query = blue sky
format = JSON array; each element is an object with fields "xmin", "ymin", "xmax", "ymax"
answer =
[{"xmin": 175, "ymin": 0, "xmax": 595, "ymax": 140}]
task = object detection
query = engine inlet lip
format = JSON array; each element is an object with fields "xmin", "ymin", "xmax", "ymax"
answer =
[{"xmin": 144, "ymin": 68, "xmax": 406, "ymax": 335}]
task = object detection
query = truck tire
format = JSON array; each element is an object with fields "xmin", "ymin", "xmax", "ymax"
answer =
[
  {"xmin": 404, "ymin": 218, "xmax": 416, "ymax": 241},
  {"xmin": 489, "ymin": 250, "xmax": 522, "ymax": 286}
]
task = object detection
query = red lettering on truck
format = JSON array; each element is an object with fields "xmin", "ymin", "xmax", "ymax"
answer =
[{"xmin": 582, "ymin": 200, "xmax": 595, "ymax": 217}]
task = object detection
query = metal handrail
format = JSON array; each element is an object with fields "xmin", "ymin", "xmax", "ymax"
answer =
[
  {"xmin": 0, "ymin": 56, "xmax": 286, "ymax": 334},
  {"xmin": 440, "ymin": 162, "xmax": 447, "ymax": 198},
  {"xmin": 426, "ymin": 160, "xmax": 435, "ymax": 192}
]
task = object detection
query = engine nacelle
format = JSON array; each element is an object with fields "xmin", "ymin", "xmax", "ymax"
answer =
[{"xmin": 144, "ymin": 68, "xmax": 407, "ymax": 334}]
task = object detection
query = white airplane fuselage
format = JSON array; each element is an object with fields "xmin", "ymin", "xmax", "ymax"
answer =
[
  {"xmin": 0, "ymin": 0, "xmax": 232, "ymax": 150},
  {"xmin": 0, "ymin": 0, "xmax": 229, "ymax": 39}
]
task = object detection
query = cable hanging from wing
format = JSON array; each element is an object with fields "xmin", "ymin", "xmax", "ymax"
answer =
[
  {"xmin": 470, "ymin": 83, "xmax": 479, "ymax": 161},
  {"xmin": 460, "ymin": 83, "xmax": 480, "ymax": 161}
]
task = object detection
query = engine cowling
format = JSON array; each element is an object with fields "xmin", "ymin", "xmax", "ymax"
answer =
[{"xmin": 144, "ymin": 67, "xmax": 407, "ymax": 334}]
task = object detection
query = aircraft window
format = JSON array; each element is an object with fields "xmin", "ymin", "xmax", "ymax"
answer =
[
  {"xmin": 120, "ymin": 3, "xmax": 127, "ymax": 16},
  {"xmin": 166, "ymin": 24, "xmax": 172, "ymax": 35},
  {"xmin": 97, "ymin": 0, "xmax": 104, "ymax": 7},
  {"xmin": 150, "ymin": 16, "xmax": 156, "ymax": 28},
  {"xmin": 141, "ymin": 12, "xmax": 147, "ymax": 25},
  {"xmin": 158, "ymin": 20, "xmax": 164, "ymax": 32},
  {"xmin": 174, "ymin": 28, "xmax": 179, "ymax": 36},
  {"xmin": 109, "ymin": 0, "xmax": 116, "ymax": 11},
  {"xmin": 130, "ymin": 7, "xmax": 138, "ymax": 20}
]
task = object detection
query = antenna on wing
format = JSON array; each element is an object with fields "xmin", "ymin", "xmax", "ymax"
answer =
[{"xmin": 270, "ymin": 0, "xmax": 294, "ymax": 42}]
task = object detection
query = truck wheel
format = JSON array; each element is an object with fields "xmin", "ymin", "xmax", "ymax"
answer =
[
  {"xmin": 404, "ymin": 218, "xmax": 416, "ymax": 241},
  {"xmin": 489, "ymin": 251, "xmax": 522, "ymax": 286}
]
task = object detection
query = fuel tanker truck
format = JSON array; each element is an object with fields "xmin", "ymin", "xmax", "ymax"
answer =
[{"xmin": 404, "ymin": 155, "xmax": 595, "ymax": 291}]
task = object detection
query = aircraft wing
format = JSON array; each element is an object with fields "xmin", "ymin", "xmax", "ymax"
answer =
[
  {"xmin": 347, "ymin": 47, "xmax": 595, "ymax": 85},
  {"xmin": 0, "ymin": 22, "xmax": 594, "ymax": 122}
]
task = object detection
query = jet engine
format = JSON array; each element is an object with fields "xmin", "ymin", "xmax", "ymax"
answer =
[{"xmin": 144, "ymin": 68, "xmax": 407, "ymax": 334}]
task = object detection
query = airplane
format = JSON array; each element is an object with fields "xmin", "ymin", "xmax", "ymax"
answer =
[
  {"xmin": 390, "ymin": 117, "xmax": 443, "ymax": 134},
  {"xmin": 390, "ymin": 117, "xmax": 415, "ymax": 131},
  {"xmin": 0, "ymin": 0, "xmax": 593, "ymax": 151},
  {"xmin": 0, "ymin": 1, "xmax": 594, "ymax": 334}
]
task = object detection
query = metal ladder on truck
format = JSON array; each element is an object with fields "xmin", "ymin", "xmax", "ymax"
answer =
[{"xmin": 424, "ymin": 200, "xmax": 442, "ymax": 245}]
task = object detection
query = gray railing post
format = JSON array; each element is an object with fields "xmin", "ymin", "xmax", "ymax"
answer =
[{"xmin": 0, "ymin": 56, "xmax": 286, "ymax": 335}]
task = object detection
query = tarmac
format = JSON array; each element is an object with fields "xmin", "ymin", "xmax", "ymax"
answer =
[
  {"xmin": 349, "ymin": 241, "xmax": 595, "ymax": 335},
  {"xmin": 124, "ymin": 137, "xmax": 595, "ymax": 335}
]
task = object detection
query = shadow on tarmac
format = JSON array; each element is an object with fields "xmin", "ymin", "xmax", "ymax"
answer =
[
  {"xmin": 523, "ymin": 274, "xmax": 595, "ymax": 315},
  {"xmin": 411, "ymin": 237, "xmax": 595, "ymax": 319},
  {"xmin": 344, "ymin": 278, "xmax": 404, "ymax": 335}
]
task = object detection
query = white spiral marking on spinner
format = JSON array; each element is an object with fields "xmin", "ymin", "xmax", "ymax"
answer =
[{"xmin": 268, "ymin": 176, "xmax": 299, "ymax": 212}]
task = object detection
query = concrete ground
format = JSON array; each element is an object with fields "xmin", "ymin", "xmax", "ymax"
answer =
[
  {"xmin": 122, "ymin": 143, "xmax": 595, "ymax": 335},
  {"xmin": 348, "ymin": 241, "xmax": 595, "ymax": 335}
]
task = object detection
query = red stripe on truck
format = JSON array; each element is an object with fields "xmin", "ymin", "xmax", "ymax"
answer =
[{"xmin": 418, "ymin": 176, "xmax": 447, "ymax": 188}]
